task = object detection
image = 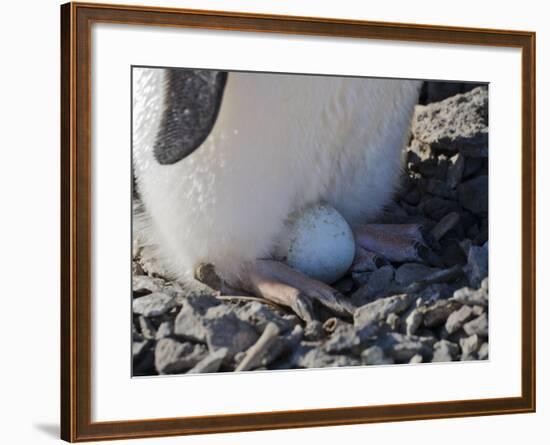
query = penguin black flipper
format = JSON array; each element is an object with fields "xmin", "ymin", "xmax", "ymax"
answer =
[{"xmin": 154, "ymin": 69, "xmax": 228, "ymax": 165}]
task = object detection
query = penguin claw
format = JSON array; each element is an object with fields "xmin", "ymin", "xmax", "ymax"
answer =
[{"xmin": 242, "ymin": 260, "xmax": 356, "ymax": 323}]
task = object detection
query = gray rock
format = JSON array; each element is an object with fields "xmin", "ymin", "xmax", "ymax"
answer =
[
  {"xmin": 154, "ymin": 338, "xmax": 207, "ymax": 374},
  {"xmin": 447, "ymin": 153, "xmax": 465, "ymax": 189},
  {"xmin": 155, "ymin": 320, "xmax": 174, "ymax": 340},
  {"xmin": 430, "ymin": 212, "xmax": 460, "ymax": 241},
  {"xmin": 174, "ymin": 294, "xmax": 220, "ymax": 342},
  {"xmin": 409, "ymin": 354, "xmax": 423, "ymax": 364},
  {"xmin": 422, "ymin": 300, "xmax": 461, "ymax": 327},
  {"xmin": 132, "ymin": 275, "xmax": 165, "ymax": 294},
  {"xmin": 203, "ymin": 305, "xmax": 260, "ymax": 357},
  {"xmin": 478, "ymin": 342, "xmax": 489, "ymax": 360},
  {"xmin": 187, "ymin": 348, "xmax": 228, "ymax": 374},
  {"xmin": 324, "ymin": 322, "xmax": 358, "ymax": 353},
  {"xmin": 460, "ymin": 334, "xmax": 481, "ymax": 359},
  {"xmin": 361, "ymin": 346, "xmax": 394, "ymax": 365},
  {"xmin": 432, "ymin": 339, "xmax": 459, "ymax": 362},
  {"xmin": 451, "ymin": 286, "xmax": 488, "ymax": 307},
  {"xmin": 235, "ymin": 301, "xmax": 295, "ymax": 333},
  {"xmin": 458, "ymin": 176, "xmax": 488, "ymax": 215},
  {"xmin": 422, "ymin": 197, "xmax": 460, "ymax": 221},
  {"xmin": 445, "ymin": 305, "xmax": 474, "ymax": 334},
  {"xmin": 472, "ymin": 305, "xmax": 485, "ymax": 317},
  {"xmin": 290, "ymin": 342, "xmax": 361, "ymax": 368},
  {"xmin": 386, "ymin": 313, "xmax": 401, "ymax": 331},
  {"xmin": 132, "ymin": 292, "xmax": 177, "ymax": 317},
  {"xmin": 351, "ymin": 265, "xmax": 395, "ymax": 305},
  {"xmin": 463, "ymin": 313, "xmax": 488, "ymax": 337},
  {"xmin": 354, "ymin": 294, "xmax": 414, "ymax": 339},
  {"xmin": 376, "ymin": 332, "xmax": 435, "ymax": 362},
  {"xmin": 133, "ymin": 339, "xmax": 152, "ymax": 362},
  {"xmin": 132, "ymin": 261, "xmax": 144, "ymax": 277},
  {"xmin": 412, "ymin": 87, "xmax": 487, "ymax": 140},
  {"xmin": 425, "ymin": 179, "xmax": 457, "ymax": 200},
  {"xmin": 139, "ymin": 315, "xmax": 156, "ymax": 339},
  {"xmin": 395, "ymin": 263, "xmax": 439, "ymax": 286},
  {"xmin": 405, "ymin": 308, "xmax": 424, "ymax": 336},
  {"xmin": 262, "ymin": 324, "xmax": 304, "ymax": 367},
  {"xmin": 465, "ymin": 243, "xmax": 488, "ymax": 288}
]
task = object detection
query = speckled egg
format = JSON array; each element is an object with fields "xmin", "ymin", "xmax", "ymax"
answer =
[{"xmin": 278, "ymin": 203, "xmax": 355, "ymax": 284}]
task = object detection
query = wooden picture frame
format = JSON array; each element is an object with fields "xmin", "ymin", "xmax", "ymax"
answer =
[{"xmin": 61, "ymin": 2, "xmax": 536, "ymax": 442}]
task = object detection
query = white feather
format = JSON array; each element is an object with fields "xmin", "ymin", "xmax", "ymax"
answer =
[{"xmin": 133, "ymin": 68, "xmax": 421, "ymax": 284}]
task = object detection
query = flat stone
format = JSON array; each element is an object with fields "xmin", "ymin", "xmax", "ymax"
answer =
[
  {"xmin": 155, "ymin": 320, "xmax": 174, "ymax": 340},
  {"xmin": 458, "ymin": 176, "xmax": 488, "ymax": 215},
  {"xmin": 324, "ymin": 322, "xmax": 358, "ymax": 353},
  {"xmin": 139, "ymin": 315, "xmax": 156, "ymax": 339},
  {"xmin": 430, "ymin": 212, "xmax": 460, "ymax": 241},
  {"xmin": 395, "ymin": 263, "xmax": 439, "ymax": 287},
  {"xmin": 133, "ymin": 339, "xmax": 152, "ymax": 362},
  {"xmin": 405, "ymin": 308, "xmax": 424, "ymax": 336},
  {"xmin": 422, "ymin": 300, "xmax": 462, "ymax": 327},
  {"xmin": 174, "ymin": 294, "xmax": 221, "ymax": 342},
  {"xmin": 132, "ymin": 275, "xmax": 165, "ymax": 295},
  {"xmin": 235, "ymin": 301, "xmax": 295, "ymax": 333},
  {"xmin": 463, "ymin": 313, "xmax": 488, "ymax": 337},
  {"xmin": 154, "ymin": 338, "xmax": 207, "ymax": 374},
  {"xmin": 447, "ymin": 153, "xmax": 465, "ymax": 189},
  {"xmin": 132, "ymin": 292, "xmax": 177, "ymax": 317},
  {"xmin": 203, "ymin": 305, "xmax": 260, "ymax": 358},
  {"xmin": 290, "ymin": 342, "xmax": 361, "ymax": 368},
  {"xmin": 478, "ymin": 342, "xmax": 489, "ymax": 360},
  {"xmin": 460, "ymin": 334, "xmax": 481, "ymax": 359},
  {"xmin": 432, "ymin": 339, "xmax": 459, "ymax": 362},
  {"xmin": 354, "ymin": 294, "xmax": 414, "ymax": 339},
  {"xmin": 376, "ymin": 332, "xmax": 435, "ymax": 362},
  {"xmin": 187, "ymin": 348, "xmax": 228, "ymax": 374},
  {"xmin": 351, "ymin": 265, "xmax": 395, "ymax": 305},
  {"xmin": 451, "ymin": 286, "xmax": 488, "ymax": 307},
  {"xmin": 465, "ymin": 243, "xmax": 488, "ymax": 288},
  {"xmin": 445, "ymin": 305, "xmax": 474, "ymax": 334},
  {"xmin": 422, "ymin": 197, "xmax": 460, "ymax": 220},
  {"xmin": 361, "ymin": 346, "xmax": 394, "ymax": 365}
]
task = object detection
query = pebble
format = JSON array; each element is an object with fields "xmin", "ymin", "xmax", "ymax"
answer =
[
  {"xmin": 445, "ymin": 305, "xmax": 474, "ymax": 334},
  {"xmin": 405, "ymin": 308, "xmax": 424, "ymax": 336},
  {"xmin": 361, "ymin": 346, "xmax": 394, "ymax": 366},
  {"xmin": 395, "ymin": 263, "xmax": 439, "ymax": 286},
  {"xmin": 458, "ymin": 176, "xmax": 488, "ymax": 215},
  {"xmin": 187, "ymin": 348, "xmax": 228, "ymax": 374},
  {"xmin": 478, "ymin": 342, "xmax": 489, "ymax": 360},
  {"xmin": 354, "ymin": 294, "xmax": 414, "ymax": 339},
  {"xmin": 154, "ymin": 338, "xmax": 207, "ymax": 374},
  {"xmin": 465, "ymin": 242, "xmax": 489, "ymax": 288},
  {"xmin": 432, "ymin": 340, "xmax": 459, "ymax": 362},
  {"xmin": 460, "ymin": 334, "xmax": 481, "ymax": 359},
  {"xmin": 422, "ymin": 300, "xmax": 462, "ymax": 327},
  {"xmin": 132, "ymin": 292, "xmax": 177, "ymax": 317},
  {"xmin": 463, "ymin": 313, "xmax": 488, "ymax": 337},
  {"xmin": 324, "ymin": 322, "xmax": 358, "ymax": 353}
]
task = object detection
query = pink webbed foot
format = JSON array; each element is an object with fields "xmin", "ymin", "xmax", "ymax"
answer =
[
  {"xmin": 353, "ymin": 223, "xmax": 428, "ymax": 264},
  {"xmin": 241, "ymin": 260, "xmax": 356, "ymax": 323}
]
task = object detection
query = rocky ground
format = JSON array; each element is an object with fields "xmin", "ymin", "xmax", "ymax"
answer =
[{"xmin": 132, "ymin": 82, "xmax": 489, "ymax": 376}]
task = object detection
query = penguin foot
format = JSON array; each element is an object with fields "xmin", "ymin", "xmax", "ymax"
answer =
[
  {"xmin": 242, "ymin": 260, "xmax": 356, "ymax": 323},
  {"xmin": 354, "ymin": 223, "xmax": 428, "ymax": 263}
]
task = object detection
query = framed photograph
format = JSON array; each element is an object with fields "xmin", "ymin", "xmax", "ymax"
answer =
[{"xmin": 60, "ymin": 1, "xmax": 536, "ymax": 442}]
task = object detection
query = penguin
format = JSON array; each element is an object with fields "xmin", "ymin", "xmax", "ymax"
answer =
[{"xmin": 133, "ymin": 67, "xmax": 423, "ymax": 323}]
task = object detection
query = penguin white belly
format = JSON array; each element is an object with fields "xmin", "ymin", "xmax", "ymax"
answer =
[{"xmin": 133, "ymin": 68, "xmax": 421, "ymax": 284}]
